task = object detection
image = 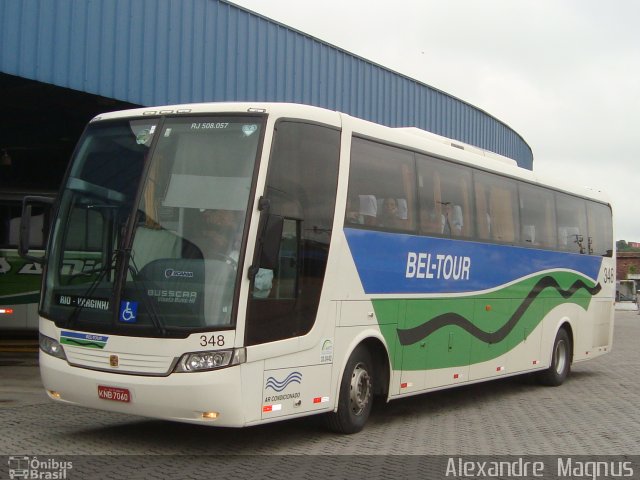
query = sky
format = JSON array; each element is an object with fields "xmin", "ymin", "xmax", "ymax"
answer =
[{"xmin": 231, "ymin": 0, "xmax": 640, "ymax": 241}]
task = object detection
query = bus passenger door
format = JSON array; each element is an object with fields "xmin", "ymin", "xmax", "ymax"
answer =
[
  {"xmin": 244, "ymin": 119, "xmax": 341, "ymax": 420},
  {"xmin": 244, "ymin": 120, "xmax": 340, "ymax": 346}
]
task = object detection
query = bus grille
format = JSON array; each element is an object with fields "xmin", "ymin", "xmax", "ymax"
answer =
[{"xmin": 64, "ymin": 347, "xmax": 176, "ymax": 376}]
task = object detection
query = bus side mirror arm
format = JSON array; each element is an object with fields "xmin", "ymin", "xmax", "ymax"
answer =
[
  {"xmin": 19, "ymin": 195, "xmax": 54, "ymax": 264},
  {"xmin": 249, "ymin": 213, "xmax": 283, "ymax": 279}
]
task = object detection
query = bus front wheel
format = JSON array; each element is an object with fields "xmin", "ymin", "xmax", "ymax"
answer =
[
  {"xmin": 537, "ymin": 328, "xmax": 571, "ymax": 386},
  {"xmin": 325, "ymin": 345, "xmax": 374, "ymax": 434}
]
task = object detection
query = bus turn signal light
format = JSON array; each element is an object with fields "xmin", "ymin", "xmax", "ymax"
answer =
[{"xmin": 47, "ymin": 391, "xmax": 61, "ymax": 399}]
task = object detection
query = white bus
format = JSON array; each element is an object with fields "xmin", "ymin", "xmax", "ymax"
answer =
[{"xmin": 24, "ymin": 103, "xmax": 614, "ymax": 433}]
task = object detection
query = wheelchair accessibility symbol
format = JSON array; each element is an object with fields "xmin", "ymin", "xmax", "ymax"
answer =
[{"xmin": 119, "ymin": 301, "xmax": 138, "ymax": 323}]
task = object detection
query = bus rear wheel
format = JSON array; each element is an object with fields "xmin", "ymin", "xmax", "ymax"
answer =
[
  {"xmin": 325, "ymin": 345, "xmax": 374, "ymax": 434},
  {"xmin": 537, "ymin": 328, "xmax": 571, "ymax": 386}
]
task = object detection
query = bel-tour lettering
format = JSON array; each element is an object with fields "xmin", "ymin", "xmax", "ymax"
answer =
[{"xmin": 405, "ymin": 252, "xmax": 471, "ymax": 281}]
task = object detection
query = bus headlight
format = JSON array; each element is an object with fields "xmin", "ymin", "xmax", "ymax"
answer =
[
  {"xmin": 174, "ymin": 348, "xmax": 245, "ymax": 373},
  {"xmin": 39, "ymin": 334, "xmax": 67, "ymax": 360}
]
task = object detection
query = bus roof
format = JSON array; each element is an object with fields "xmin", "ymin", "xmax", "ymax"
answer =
[{"xmin": 91, "ymin": 102, "xmax": 610, "ymax": 206}]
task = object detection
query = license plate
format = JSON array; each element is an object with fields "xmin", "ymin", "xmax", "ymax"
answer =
[{"xmin": 98, "ymin": 385, "xmax": 131, "ymax": 403}]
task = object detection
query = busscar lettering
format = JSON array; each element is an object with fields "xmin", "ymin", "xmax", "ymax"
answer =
[
  {"xmin": 406, "ymin": 252, "xmax": 471, "ymax": 280},
  {"xmin": 147, "ymin": 289, "xmax": 197, "ymax": 304}
]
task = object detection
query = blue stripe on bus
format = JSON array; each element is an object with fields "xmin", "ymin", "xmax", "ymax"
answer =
[{"xmin": 344, "ymin": 228, "xmax": 602, "ymax": 295}]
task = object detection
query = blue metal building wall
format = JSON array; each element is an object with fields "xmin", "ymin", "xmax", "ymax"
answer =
[{"xmin": 0, "ymin": 0, "xmax": 533, "ymax": 168}]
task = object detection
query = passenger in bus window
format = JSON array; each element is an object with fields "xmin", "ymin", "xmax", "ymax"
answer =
[
  {"xmin": 442, "ymin": 202, "xmax": 463, "ymax": 236},
  {"xmin": 359, "ymin": 195, "xmax": 378, "ymax": 226},
  {"xmin": 420, "ymin": 202, "xmax": 444, "ymax": 235},
  {"xmin": 198, "ymin": 210, "xmax": 274, "ymax": 299},
  {"xmin": 345, "ymin": 196, "xmax": 364, "ymax": 225},
  {"xmin": 378, "ymin": 197, "xmax": 404, "ymax": 229},
  {"xmin": 201, "ymin": 209, "xmax": 240, "ymax": 260}
]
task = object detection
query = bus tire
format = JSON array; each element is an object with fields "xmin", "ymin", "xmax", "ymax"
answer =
[
  {"xmin": 537, "ymin": 328, "xmax": 571, "ymax": 386},
  {"xmin": 325, "ymin": 345, "xmax": 374, "ymax": 434}
]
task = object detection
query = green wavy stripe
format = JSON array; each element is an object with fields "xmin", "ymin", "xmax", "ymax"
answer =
[
  {"xmin": 374, "ymin": 271, "xmax": 598, "ymax": 371},
  {"xmin": 60, "ymin": 337, "xmax": 106, "ymax": 349}
]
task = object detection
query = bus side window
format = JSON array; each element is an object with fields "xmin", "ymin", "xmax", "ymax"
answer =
[
  {"xmin": 475, "ymin": 172, "xmax": 519, "ymax": 244},
  {"xmin": 4, "ymin": 202, "xmax": 50, "ymax": 249},
  {"xmin": 555, "ymin": 192, "xmax": 587, "ymax": 254},
  {"xmin": 587, "ymin": 202, "xmax": 613, "ymax": 256},
  {"xmin": 346, "ymin": 138, "xmax": 416, "ymax": 232},
  {"xmin": 417, "ymin": 154, "xmax": 473, "ymax": 238},
  {"xmin": 1, "ymin": 203, "xmax": 20, "ymax": 247},
  {"xmin": 518, "ymin": 182, "xmax": 556, "ymax": 249}
]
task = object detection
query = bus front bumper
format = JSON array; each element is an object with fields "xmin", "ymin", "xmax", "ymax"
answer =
[{"xmin": 39, "ymin": 352, "xmax": 247, "ymax": 427}]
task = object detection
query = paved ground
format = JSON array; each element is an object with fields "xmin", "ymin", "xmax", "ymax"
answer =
[{"xmin": 0, "ymin": 312, "xmax": 638, "ymax": 478}]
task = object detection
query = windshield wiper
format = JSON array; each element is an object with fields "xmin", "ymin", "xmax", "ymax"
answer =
[
  {"xmin": 65, "ymin": 248, "xmax": 167, "ymax": 336},
  {"xmin": 66, "ymin": 251, "xmax": 118, "ymax": 329}
]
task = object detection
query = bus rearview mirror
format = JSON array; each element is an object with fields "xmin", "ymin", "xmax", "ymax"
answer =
[{"xmin": 19, "ymin": 195, "xmax": 54, "ymax": 264}]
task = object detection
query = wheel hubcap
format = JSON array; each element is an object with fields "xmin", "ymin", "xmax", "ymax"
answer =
[
  {"xmin": 349, "ymin": 362, "xmax": 371, "ymax": 416},
  {"xmin": 554, "ymin": 339, "xmax": 567, "ymax": 375}
]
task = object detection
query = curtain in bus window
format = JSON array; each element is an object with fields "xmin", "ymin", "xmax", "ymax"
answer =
[
  {"xmin": 433, "ymin": 171, "xmax": 442, "ymax": 230},
  {"xmin": 475, "ymin": 172, "xmax": 519, "ymax": 244},
  {"xmin": 417, "ymin": 162, "xmax": 442, "ymax": 235},
  {"xmin": 458, "ymin": 175, "xmax": 472, "ymax": 237},
  {"xmin": 400, "ymin": 163, "xmax": 415, "ymax": 229},
  {"xmin": 490, "ymin": 188, "xmax": 516, "ymax": 242},
  {"xmin": 543, "ymin": 197, "xmax": 557, "ymax": 248},
  {"xmin": 474, "ymin": 182, "xmax": 491, "ymax": 240},
  {"xmin": 426, "ymin": 168, "xmax": 443, "ymax": 234}
]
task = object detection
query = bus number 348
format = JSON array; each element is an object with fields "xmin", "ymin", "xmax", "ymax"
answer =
[{"xmin": 200, "ymin": 335, "xmax": 225, "ymax": 347}]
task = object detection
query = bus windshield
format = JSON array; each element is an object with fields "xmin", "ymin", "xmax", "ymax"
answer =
[{"xmin": 41, "ymin": 115, "xmax": 264, "ymax": 335}]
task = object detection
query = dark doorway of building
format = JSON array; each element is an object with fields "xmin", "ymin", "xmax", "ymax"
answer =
[{"xmin": 0, "ymin": 73, "xmax": 139, "ymax": 191}]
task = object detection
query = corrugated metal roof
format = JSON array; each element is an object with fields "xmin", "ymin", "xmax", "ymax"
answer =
[{"xmin": 0, "ymin": 0, "xmax": 533, "ymax": 168}]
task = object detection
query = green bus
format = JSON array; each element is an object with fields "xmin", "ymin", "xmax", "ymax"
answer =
[{"xmin": 1, "ymin": 190, "xmax": 53, "ymax": 331}]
